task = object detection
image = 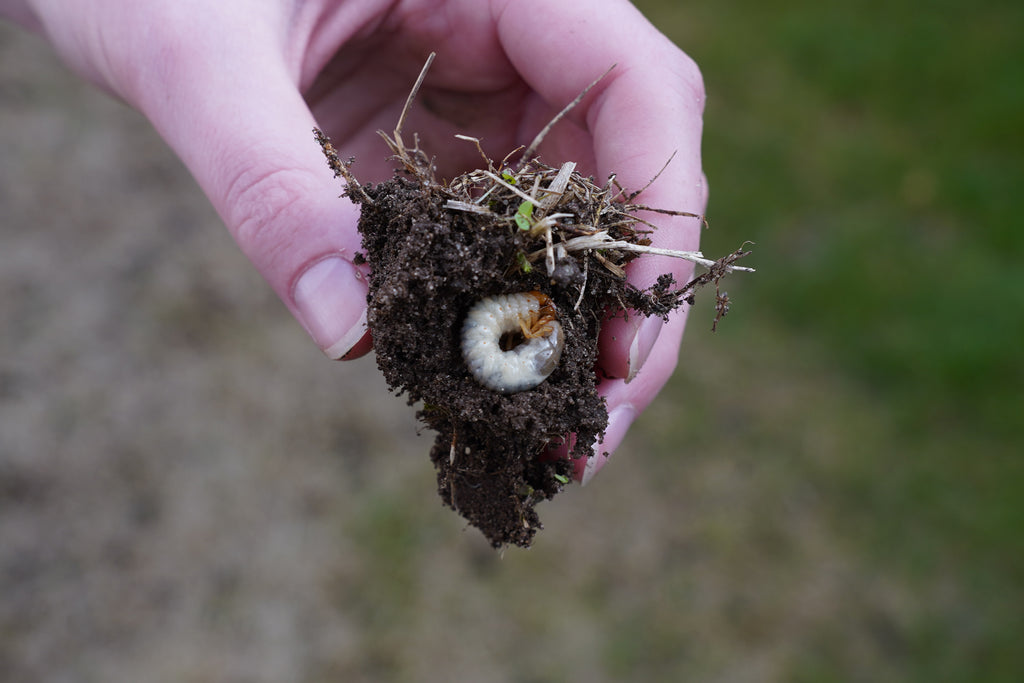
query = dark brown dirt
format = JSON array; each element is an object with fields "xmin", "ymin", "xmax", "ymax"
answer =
[
  {"xmin": 315, "ymin": 99, "xmax": 746, "ymax": 547},
  {"xmin": 354, "ymin": 175, "xmax": 612, "ymax": 547},
  {"xmin": 345, "ymin": 161, "xmax": 728, "ymax": 547}
]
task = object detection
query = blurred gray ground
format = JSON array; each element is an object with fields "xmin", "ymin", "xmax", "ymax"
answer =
[
  {"xmin": 0, "ymin": 20, "xmax": 981, "ymax": 683},
  {"xmin": 0, "ymin": 24, "xmax": 429, "ymax": 681}
]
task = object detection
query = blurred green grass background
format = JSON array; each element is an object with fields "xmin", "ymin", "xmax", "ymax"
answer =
[
  {"xmin": 2, "ymin": 1, "xmax": 1022, "ymax": 681},
  {"xmin": 637, "ymin": 0, "xmax": 1024, "ymax": 678}
]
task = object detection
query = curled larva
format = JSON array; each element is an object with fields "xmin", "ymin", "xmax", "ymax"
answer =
[{"xmin": 461, "ymin": 291, "xmax": 565, "ymax": 393}]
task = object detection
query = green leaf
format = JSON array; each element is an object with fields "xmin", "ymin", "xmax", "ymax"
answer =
[
  {"xmin": 514, "ymin": 200, "xmax": 534, "ymax": 231},
  {"xmin": 516, "ymin": 251, "xmax": 532, "ymax": 273}
]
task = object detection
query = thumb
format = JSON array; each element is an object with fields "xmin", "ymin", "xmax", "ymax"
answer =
[{"xmin": 125, "ymin": 22, "xmax": 371, "ymax": 359}]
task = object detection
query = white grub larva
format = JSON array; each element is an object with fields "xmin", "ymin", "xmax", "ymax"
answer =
[{"xmin": 461, "ymin": 291, "xmax": 565, "ymax": 394}]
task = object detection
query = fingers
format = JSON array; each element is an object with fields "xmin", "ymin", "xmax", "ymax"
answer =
[
  {"xmin": 497, "ymin": 0, "xmax": 705, "ymax": 481},
  {"xmin": 576, "ymin": 307, "xmax": 689, "ymax": 484},
  {"xmin": 496, "ymin": 0, "xmax": 707, "ymax": 380},
  {"xmin": 189, "ymin": 95, "xmax": 373, "ymax": 360},
  {"xmin": 495, "ymin": 0, "xmax": 706, "ymax": 225},
  {"xmin": 599, "ymin": 170, "xmax": 710, "ymax": 380},
  {"xmin": 79, "ymin": 4, "xmax": 373, "ymax": 359}
]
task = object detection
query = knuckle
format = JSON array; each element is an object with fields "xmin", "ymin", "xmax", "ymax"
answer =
[
  {"xmin": 672, "ymin": 52, "xmax": 706, "ymax": 108},
  {"xmin": 225, "ymin": 165, "xmax": 320, "ymax": 265}
]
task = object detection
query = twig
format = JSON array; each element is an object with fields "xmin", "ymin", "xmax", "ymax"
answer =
[
  {"xmin": 527, "ymin": 231, "xmax": 756, "ymax": 272},
  {"xmin": 394, "ymin": 52, "xmax": 436, "ymax": 151},
  {"xmin": 482, "ymin": 170, "xmax": 540, "ymax": 205},
  {"xmin": 575, "ymin": 253, "xmax": 589, "ymax": 311},
  {"xmin": 592, "ymin": 250, "xmax": 626, "ymax": 278},
  {"xmin": 313, "ymin": 127, "xmax": 374, "ymax": 205},
  {"xmin": 626, "ymin": 203, "xmax": 707, "ymax": 221},
  {"xmin": 454, "ymin": 134, "xmax": 494, "ymax": 170},
  {"xmin": 377, "ymin": 52, "xmax": 437, "ymax": 179},
  {"xmin": 627, "ymin": 150, "xmax": 677, "ymax": 201},
  {"xmin": 518, "ymin": 64, "xmax": 616, "ymax": 167}
]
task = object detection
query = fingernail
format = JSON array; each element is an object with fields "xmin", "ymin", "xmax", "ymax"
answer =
[
  {"xmin": 626, "ymin": 317, "xmax": 663, "ymax": 383},
  {"xmin": 581, "ymin": 404, "xmax": 636, "ymax": 486},
  {"xmin": 541, "ymin": 433, "xmax": 573, "ymax": 462},
  {"xmin": 292, "ymin": 257, "xmax": 368, "ymax": 359}
]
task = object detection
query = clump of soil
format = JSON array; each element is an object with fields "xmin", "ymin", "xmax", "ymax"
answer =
[{"xmin": 314, "ymin": 61, "xmax": 750, "ymax": 547}]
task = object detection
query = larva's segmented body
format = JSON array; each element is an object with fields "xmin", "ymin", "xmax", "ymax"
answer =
[{"xmin": 461, "ymin": 291, "xmax": 565, "ymax": 394}]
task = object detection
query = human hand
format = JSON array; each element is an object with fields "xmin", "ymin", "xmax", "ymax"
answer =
[{"xmin": 3, "ymin": 0, "xmax": 706, "ymax": 481}]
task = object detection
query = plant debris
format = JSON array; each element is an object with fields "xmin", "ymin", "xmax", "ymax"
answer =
[{"xmin": 315, "ymin": 54, "xmax": 751, "ymax": 548}]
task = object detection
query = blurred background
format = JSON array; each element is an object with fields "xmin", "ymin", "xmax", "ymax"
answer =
[{"xmin": 1, "ymin": 1, "xmax": 1021, "ymax": 680}]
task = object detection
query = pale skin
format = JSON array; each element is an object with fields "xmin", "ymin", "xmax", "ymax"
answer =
[{"xmin": 1, "ymin": 0, "xmax": 708, "ymax": 483}]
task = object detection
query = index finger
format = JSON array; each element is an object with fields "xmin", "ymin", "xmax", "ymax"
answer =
[{"xmin": 496, "ymin": 0, "xmax": 707, "ymax": 376}]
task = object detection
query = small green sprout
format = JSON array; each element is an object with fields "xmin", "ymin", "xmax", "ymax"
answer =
[
  {"xmin": 553, "ymin": 473, "xmax": 570, "ymax": 485},
  {"xmin": 514, "ymin": 200, "xmax": 534, "ymax": 231},
  {"xmin": 516, "ymin": 251, "xmax": 533, "ymax": 273},
  {"xmin": 517, "ymin": 483, "xmax": 536, "ymax": 497}
]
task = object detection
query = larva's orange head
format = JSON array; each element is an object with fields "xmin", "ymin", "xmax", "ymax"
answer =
[
  {"xmin": 523, "ymin": 291, "xmax": 559, "ymax": 339},
  {"xmin": 527, "ymin": 290, "xmax": 557, "ymax": 316},
  {"xmin": 527, "ymin": 290, "xmax": 550, "ymax": 304}
]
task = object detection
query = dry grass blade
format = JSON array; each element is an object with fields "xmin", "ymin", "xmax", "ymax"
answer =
[
  {"xmin": 393, "ymin": 52, "xmax": 435, "ymax": 149},
  {"xmin": 627, "ymin": 150, "xmax": 677, "ymax": 201},
  {"xmin": 518, "ymin": 64, "xmax": 616, "ymax": 167},
  {"xmin": 445, "ymin": 200, "xmax": 493, "ymax": 215},
  {"xmin": 378, "ymin": 52, "xmax": 437, "ymax": 178},
  {"xmin": 455, "ymin": 134, "xmax": 493, "ymax": 170},
  {"xmin": 529, "ymin": 230, "xmax": 755, "ymax": 272},
  {"xmin": 482, "ymin": 170, "xmax": 539, "ymax": 205},
  {"xmin": 541, "ymin": 162, "xmax": 577, "ymax": 208}
]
